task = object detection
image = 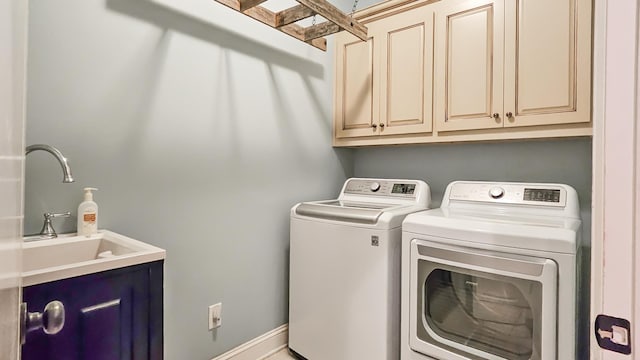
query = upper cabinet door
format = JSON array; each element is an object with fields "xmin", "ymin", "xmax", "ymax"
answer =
[
  {"xmin": 434, "ymin": 0, "xmax": 505, "ymax": 132},
  {"xmin": 503, "ymin": 0, "xmax": 591, "ymax": 127},
  {"xmin": 334, "ymin": 33, "xmax": 378, "ymax": 138},
  {"xmin": 377, "ymin": 6, "xmax": 435, "ymax": 136}
]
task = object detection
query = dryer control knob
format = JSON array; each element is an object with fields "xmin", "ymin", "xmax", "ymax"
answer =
[
  {"xmin": 370, "ymin": 182, "xmax": 381, "ymax": 192},
  {"xmin": 489, "ymin": 187, "xmax": 505, "ymax": 199}
]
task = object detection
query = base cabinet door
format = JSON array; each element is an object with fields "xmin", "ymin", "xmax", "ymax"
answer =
[{"xmin": 22, "ymin": 261, "xmax": 163, "ymax": 360}]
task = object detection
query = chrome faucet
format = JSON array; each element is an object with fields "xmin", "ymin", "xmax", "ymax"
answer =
[
  {"xmin": 25, "ymin": 144, "xmax": 74, "ymax": 183},
  {"xmin": 25, "ymin": 144, "xmax": 74, "ymax": 239}
]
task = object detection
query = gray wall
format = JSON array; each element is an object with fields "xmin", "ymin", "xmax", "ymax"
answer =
[{"xmin": 25, "ymin": 0, "xmax": 352, "ymax": 358}]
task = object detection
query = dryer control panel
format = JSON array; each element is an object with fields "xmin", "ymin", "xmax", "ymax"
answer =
[
  {"xmin": 449, "ymin": 182, "xmax": 568, "ymax": 207},
  {"xmin": 344, "ymin": 179, "xmax": 418, "ymax": 198}
]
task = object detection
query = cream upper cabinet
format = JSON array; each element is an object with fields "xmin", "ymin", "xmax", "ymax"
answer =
[
  {"xmin": 376, "ymin": 6, "xmax": 434, "ymax": 136},
  {"xmin": 434, "ymin": 0, "xmax": 504, "ymax": 132},
  {"xmin": 333, "ymin": 0, "xmax": 592, "ymax": 146},
  {"xmin": 503, "ymin": 0, "xmax": 591, "ymax": 127},
  {"xmin": 334, "ymin": 5, "xmax": 435, "ymax": 139},
  {"xmin": 434, "ymin": 0, "xmax": 591, "ymax": 132},
  {"xmin": 334, "ymin": 36, "xmax": 376, "ymax": 138}
]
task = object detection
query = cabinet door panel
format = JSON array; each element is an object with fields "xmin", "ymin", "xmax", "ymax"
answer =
[
  {"xmin": 435, "ymin": 0, "xmax": 504, "ymax": 132},
  {"xmin": 378, "ymin": 7, "xmax": 434, "ymax": 135},
  {"xmin": 504, "ymin": 0, "xmax": 591, "ymax": 127},
  {"xmin": 21, "ymin": 265, "xmax": 154, "ymax": 360},
  {"xmin": 335, "ymin": 34, "xmax": 377, "ymax": 138},
  {"xmin": 80, "ymin": 299, "xmax": 126, "ymax": 360}
]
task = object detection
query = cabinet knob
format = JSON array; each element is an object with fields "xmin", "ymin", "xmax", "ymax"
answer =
[
  {"xmin": 492, "ymin": 113, "xmax": 500, "ymax": 119},
  {"xmin": 506, "ymin": 112, "xmax": 513, "ymax": 118},
  {"xmin": 21, "ymin": 301, "xmax": 66, "ymax": 345},
  {"xmin": 379, "ymin": 123, "xmax": 385, "ymax": 128},
  {"xmin": 371, "ymin": 124, "xmax": 377, "ymax": 129}
]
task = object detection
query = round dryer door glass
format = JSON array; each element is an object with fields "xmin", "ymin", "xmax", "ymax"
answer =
[{"xmin": 422, "ymin": 269, "xmax": 542, "ymax": 360}]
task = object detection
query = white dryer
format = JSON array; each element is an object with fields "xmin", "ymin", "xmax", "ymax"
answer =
[
  {"xmin": 401, "ymin": 181, "xmax": 581, "ymax": 360},
  {"xmin": 289, "ymin": 178, "xmax": 431, "ymax": 360}
]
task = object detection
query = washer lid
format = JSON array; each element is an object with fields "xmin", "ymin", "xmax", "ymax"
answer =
[
  {"xmin": 402, "ymin": 208, "xmax": 581, "ymax": 254},
  {"xmin": 295, "ymin": 200, "xmax": 406, "ymax": 224}
]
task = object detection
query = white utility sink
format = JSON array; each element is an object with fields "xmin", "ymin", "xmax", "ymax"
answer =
[{"xmin": 23, "ymin": 230, "xmax": 166, "ymax": 286}]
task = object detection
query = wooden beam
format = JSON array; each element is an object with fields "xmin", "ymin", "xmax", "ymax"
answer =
[
  {"xmin": 305, "ymin": 21, "xmax": 341, "ymax": 41},
  {"xmin": 294, "ymin": 0, "xmax": 367, "ymax": 40},
  {"xmin": 306, "ymin": 37, "xmax": 327, "ymax": 49},
  {"xmin": 243, "ymin": 5, "xmax": 277, "ymax": 26},
  {"xmin": 239, "ymin": 0, "xmax": 268, "ymax": 12},
  {"xmin": 213, "ymin": 0, "xmax": 327, "ymax": 50},
  {"xmin": 280, "ymin": 24, "xmax": 328, "ymax": 50},
  {"xmin": 280, "ymin": 23, "xmax": 305, "ymax": 38},
  {"xmin": 212, "ymin": 0, "xmax": 356, "ymax": 51},
  {"xmin": 276, "ymin": 5, "xmax": 316, "ymax": 27},
  {"xmin": 215, "ymin": 0, "xmax": 242, "ymax": 11}
]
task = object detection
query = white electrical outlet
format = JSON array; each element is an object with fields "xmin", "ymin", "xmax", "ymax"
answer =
[{"xmin": 208, "ymin": 303, "xmax": 222, "ymax": 330}]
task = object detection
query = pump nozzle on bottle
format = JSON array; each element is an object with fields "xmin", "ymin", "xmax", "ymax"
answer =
[{"xmin": 83, "ymin": 188, "xmax": 98, "ymax": 201}]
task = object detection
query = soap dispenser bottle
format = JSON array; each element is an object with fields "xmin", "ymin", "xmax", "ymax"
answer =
[{"xmin": 77, "ymin": 187, "xmax": 98, "ymax": 236}]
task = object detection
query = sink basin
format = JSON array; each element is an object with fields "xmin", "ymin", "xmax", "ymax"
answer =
[{"xmin": 23, "ymin": 230, "xmax": 165, "ymax": 286}]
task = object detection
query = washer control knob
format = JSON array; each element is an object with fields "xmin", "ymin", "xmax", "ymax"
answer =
[
  {"xmin": 489, "ymin": 187, "xmax": 505, "ymax": 199},
  {"xmin": 370, "ymin": 182, "xmax": 381, "ymax": 192}
]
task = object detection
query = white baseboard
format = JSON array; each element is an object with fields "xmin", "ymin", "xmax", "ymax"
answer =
[{"xmin": 211, "ymin": 324, "xmax": 289, "ymax": 360}]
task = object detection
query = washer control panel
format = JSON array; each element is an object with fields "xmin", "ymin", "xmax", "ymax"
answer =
[
  {"xmin": 344, "ymin": 179, "xmax": 418, "ymax": 198},
  {"xmin": 449, "ymin": 182, "xmax": 567, "ymax": 207}
]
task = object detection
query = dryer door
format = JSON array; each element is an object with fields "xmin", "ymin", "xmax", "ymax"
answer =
[{"xmin": 408, "ymin": 239, "xmax": 558, "ymax": 360}]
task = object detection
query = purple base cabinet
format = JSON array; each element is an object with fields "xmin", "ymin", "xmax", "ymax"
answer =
[{"xmin": 22, "ymin": 260, "xmax": 163, "ymax": 360}]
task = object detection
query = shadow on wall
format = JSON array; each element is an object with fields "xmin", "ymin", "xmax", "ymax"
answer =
[
  {"xmin": 103, "ymin": 0, "xmax": 334, "ymax": 169},
  {"xmin": 105, "ymin": 0, "xmax": 325, "ymax": 79}
]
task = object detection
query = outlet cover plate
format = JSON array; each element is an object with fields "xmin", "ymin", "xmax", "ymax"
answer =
[{"xmin": 208, "ymin": 303, "xmax": 222, "ymax": 330}]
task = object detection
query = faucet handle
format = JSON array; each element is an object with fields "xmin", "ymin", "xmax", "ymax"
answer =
[
  {"xmin": 44, "ymin": 212, "xmax": 71, "ymax": 220},
  {"xmin": 40, "ymin": 212, "xmax": 71, "ymax": 238}
]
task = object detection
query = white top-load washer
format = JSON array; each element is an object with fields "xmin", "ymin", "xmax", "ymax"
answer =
[
  {"xmin": 401, "ymin": 181, "xmax": 581, "ymax": 360},
  {"xmin": 289, "ymin": 178, "xmax": 431, "ymax": 360}
]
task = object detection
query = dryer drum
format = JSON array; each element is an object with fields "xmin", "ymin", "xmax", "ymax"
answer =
[{"xmin": 423, "ymin": 269, "xmax": 538, "ymax": 360}]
